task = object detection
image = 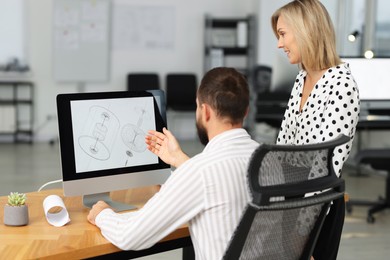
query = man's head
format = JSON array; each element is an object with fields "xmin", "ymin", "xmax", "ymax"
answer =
[{"xmin": 195, "ymin": 67, "xmax": 249, "ymax": 145}]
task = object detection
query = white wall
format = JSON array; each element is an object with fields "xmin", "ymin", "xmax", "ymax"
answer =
[
  {"xmin": 0, "ymin": 0, "xmax": 25, "ymax": 65},
  {"xmin": 24, "ymin": 0, "xmax": 257, "ymax": 141},
  {"xmin": 21, "ymin": 0, "xmax": 384, "ymax": 144},
  {"xmin": 256, "ymin": 0, "xmax": 288, "ymax": 66}
]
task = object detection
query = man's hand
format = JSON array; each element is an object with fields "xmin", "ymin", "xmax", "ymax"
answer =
[
  {"xmin": 145, "ymin": 127, "xmax": 189, "ymax": 168},
  {"xmin": 87, "ymin": 201, "xmax": 112, "ymax": 225}
]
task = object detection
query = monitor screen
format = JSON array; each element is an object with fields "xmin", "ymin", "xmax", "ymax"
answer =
[
  {"xmin": 56, "ymin": 90, "xmax": 171, "ymax": 210},
  {"xmin": 342, "ymin": 57, "xmax": 390, "ymax": 114},
  {"xmin": 342, "ymin": 57, "xmax": 390, "ymax": 101}
]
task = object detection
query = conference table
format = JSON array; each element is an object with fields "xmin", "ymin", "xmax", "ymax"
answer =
[{"xmin": 0, "ymin": 187, "xmax": 193, "ymax": 259}]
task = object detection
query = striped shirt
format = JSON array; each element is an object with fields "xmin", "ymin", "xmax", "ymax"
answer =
[{"xmin": 95, "ymin": 128, "xmax": 260, "ymax": 259}]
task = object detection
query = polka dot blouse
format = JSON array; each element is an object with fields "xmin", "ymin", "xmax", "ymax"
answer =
[{"xmin": 276, "ymin": 63, "xmax": 360, "ymax": 177}]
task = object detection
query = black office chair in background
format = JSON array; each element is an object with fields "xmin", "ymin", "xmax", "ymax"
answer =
[
  {"xmin": 253, "ymin": 65, "xmax": 290, "ymax": 142},
  {"xmin": 164, "ymin": 73, "xmax": 198, "ymax": 140},
  {"xmin": 222, "ymin": 135, "xmax": 349, "ymax": 260},
  {"xmin": 346, "ymin": 149, "xmax": 390, "ymax": 223},
  {"xmin": 253, "ymin": 65, "xmax": 272, "ymax": 94},
  {"xmin": 165, "ymin": 73, "xmax": 197, "ymax": 111},
  {"xmin": 253, "ymin": 65, "xmax": 290, "ymax": 129},
  {"xmin": 127, "ymin": 73, "xmax": 160, "ymax": 91}
]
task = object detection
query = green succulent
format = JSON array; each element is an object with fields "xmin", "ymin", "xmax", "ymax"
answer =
[{"xmin": 7, "ymin": 192, "xmax": 27, "ymax": 206}]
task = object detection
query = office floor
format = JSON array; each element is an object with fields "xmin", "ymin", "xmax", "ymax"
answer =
[{"xmin": 1, "ymin": 137, "xmax": 389, "ymax": 259}]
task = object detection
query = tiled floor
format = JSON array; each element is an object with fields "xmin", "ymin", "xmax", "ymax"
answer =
[{"xmin": 1, "ymin": 136, "xmax": 389, "ymax": 259}]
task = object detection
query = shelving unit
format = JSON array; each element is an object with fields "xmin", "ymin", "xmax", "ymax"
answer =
[
  {"xmin": 203, "ymin": 14, "xmax": 257, "ymax": 134},
  {"xmin": 203, "ymin": 14, "xmax": 257, "ymax": 78},
  {"xmin": 0, "ymin": 81, "xmax": 34, "ymax": 143}
]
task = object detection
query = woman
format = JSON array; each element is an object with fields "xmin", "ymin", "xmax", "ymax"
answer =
[{"xmin": 271, "ymin": 0, "xmax": 360, "ymax": 259}]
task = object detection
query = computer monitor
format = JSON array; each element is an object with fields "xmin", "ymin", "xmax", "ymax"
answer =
[
  {"xmin": 342, "ymin": 57, "xmax": 390, "ymax": 112},
  {"xmin": 56, "ymin": 90, "xmax": 171, "ymax": 211}
]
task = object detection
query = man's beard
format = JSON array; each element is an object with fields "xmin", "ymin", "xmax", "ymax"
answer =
[{"xmin": 196, "ymin": 120, "xmax": 209, "ymax": 146}]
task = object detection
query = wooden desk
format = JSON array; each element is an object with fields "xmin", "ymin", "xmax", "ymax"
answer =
[{"xmin": 0, "ymin": 188, "xmax": 192, "ymax": 259}]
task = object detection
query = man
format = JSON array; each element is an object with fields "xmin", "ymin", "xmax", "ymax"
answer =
[{"xmin": 87, "ymin": 67, "xmax": 260, "ymax": 260}]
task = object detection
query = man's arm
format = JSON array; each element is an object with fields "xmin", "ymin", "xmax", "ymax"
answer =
[
  {"xmin": 87, "ymin": 162, "xmax": 204, "ymax": 251},
  {"xmin": 145, "ymin": 127, "xmax": 190, "ymax": 168},
  {"xmin": 87, "ymin": 201, "xmax": 111, "ymax": 225}
]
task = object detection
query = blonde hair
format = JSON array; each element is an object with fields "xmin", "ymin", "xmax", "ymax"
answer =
[{"xmin": 271, "ymin": 0, "xmax": 341, "ymax": 70}]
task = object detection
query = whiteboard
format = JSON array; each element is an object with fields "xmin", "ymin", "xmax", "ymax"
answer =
[
  {"xmin": 112, "ymin": 5, "xmax": 175, "ymax": 50},
  {"xmin": 53, "ymin": 0, "xmax": 110, "ymax": 82}
]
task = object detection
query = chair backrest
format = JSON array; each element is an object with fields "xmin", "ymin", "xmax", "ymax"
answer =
[
  {"xmin": 255, "ymin": 90, "xmax": 290, "ymax": 128},
  {"xmin": 253, "ymin": 65, "xmax": 272, "ymax": 93},
  {"xmin": 166, "ymin": 73, "xmax": 197, "ymax": 111},
  {"xmin": 254, "ymin": 66, "xmax": 289, "ymax": 129},
  {"xmin": 223, "ymin": 134, "xmax": 350, "ymax": 260},
  {"xmin": 127, "ymin": 73, "xmax": 160, "ymax": 91}
]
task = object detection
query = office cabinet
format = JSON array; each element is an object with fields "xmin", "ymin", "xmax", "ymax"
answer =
[
  {"xmin": 0, "ymin": 81, "xmax": 34, "ymax": 143},
  {"xmin": 203, "ymin": 14, "xmax": 257, "ymax": 78},
  {"xmin": 204, "ymin": 14, "xmax": 257, "ymax": 135}
]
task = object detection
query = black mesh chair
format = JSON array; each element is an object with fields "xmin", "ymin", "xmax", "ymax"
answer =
[
  {"xmin": 166, "ymin": 73, "xmax": 197, "ymax": 111},
  {"xmin": 222, "ymin": 135, "xmax": 349, "ymax": 260},
  {"xmin": 127, "ymin": 73, "xmax": 160, "ymax": 91}
]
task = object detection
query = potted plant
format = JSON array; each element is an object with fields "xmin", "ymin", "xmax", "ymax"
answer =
[{"xmin": 3, "ymin": 192, "xmax": 29, "ymax": 226}]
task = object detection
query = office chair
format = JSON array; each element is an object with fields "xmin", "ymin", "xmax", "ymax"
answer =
[
  {"xmin": 223, "ymin": 134, "xmax": 349, "ymax": 260},
  {"xmin": 256, "ymin": 90, "xmax": 290, "ymax": 128},
  {"xmin": 346, "ymin": 149, "xmax": 390, "ymax": 223},
  {"xmin": 253, "ymin": 65, "xmax": 272, "ymax": 93},
  {"xmin": 253, "ymin": 65, "xmax": 290, "ymax": 142},
  {"xmin": 164, "ymin": 73, "xmax": 197, "ymax": 139},
  {"xmin": 127, "ymin": 73, "xmax": 160, "ymax": 91},
  {"xmin": 166, "ymin": 73, "xmax": 197, "ymax": 111}
]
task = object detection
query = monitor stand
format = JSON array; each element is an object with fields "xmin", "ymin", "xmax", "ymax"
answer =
[{"xmin": 83, "ymin": 192, "xmax": 137, "ymax": 212}]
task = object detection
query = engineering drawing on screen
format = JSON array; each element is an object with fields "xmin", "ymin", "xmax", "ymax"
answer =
[
  {"xmin": 78, "ymin": 106, "xmax": 120, "ymax": 161},
  {"xmin": 71, "ymin": 96, "xmax": 158, "ymax": 173},
  {"xmin": 121, "ymin": 105, "xmax": 151, "ymax": 165}
]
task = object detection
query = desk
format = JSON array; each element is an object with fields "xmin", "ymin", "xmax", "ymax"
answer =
[
  {"xmin": 0, "ymin": 188, "xmax": 192, "ymax": 259},
  {"xmin": 355, "ymin": 115, "xmax": 390, "ymax": 157},
  {"xmin": 357, "ymin": 115, "xmax": 390, "ymax": 129}
]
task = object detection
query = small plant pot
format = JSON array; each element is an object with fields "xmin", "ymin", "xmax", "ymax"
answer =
[{"xmin": 3, "ymin": 204, "xmax": 29, "ymax": 226}]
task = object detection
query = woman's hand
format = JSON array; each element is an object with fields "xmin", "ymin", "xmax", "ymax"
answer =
[{"xmin": 145, "ymin": 127, "xmax": 189, "ymax": 168}]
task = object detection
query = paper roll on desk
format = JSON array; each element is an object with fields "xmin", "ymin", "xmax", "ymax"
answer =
[{"xmin": 43, "ymin": 195, "xmax": 71, "ymax": 227}]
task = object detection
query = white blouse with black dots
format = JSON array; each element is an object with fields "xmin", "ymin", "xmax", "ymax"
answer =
[{"xmin": 277, "ymin": 63, "xmax": 360, "ymax": 177}]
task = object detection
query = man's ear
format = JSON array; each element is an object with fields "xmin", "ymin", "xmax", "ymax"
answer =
[{"xmin": 202, "ymin": 103, "xmax": 212, "ymax": 122}]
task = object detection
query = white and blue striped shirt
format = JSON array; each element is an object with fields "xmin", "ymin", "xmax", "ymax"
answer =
[{"xmin": 95, "ymin": 128, "xmax": 260, "ymax": 260}]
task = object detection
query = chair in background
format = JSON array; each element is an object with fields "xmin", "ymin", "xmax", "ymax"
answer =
[
  {"xmin": 222, "ymin": 135, "xmax": 349, "ymax": 260},
  {"xmin": 165, "ymin": 73, "xmax": 198, "ymax": 139},
  {"xmin": 346, "ymin": 149, "xmax": 390, "ymax": 223},
  {"xmin": 165, "ymin": 73, "xmax": 197, "ymax": 111},
  {"xmin": 256, "ymin": 90, "xmax": 290, "ymax": 128},
  {"xmin": 127, "ymin": 73, "xmax": 160, "ymax": 91},
  {"xmin": 253, "ymin": 65, "xmax": 290, "ymax": 142},
  {"xmin": 252, "ymin": 65, "xmax": 272, "ymax": 94}
]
